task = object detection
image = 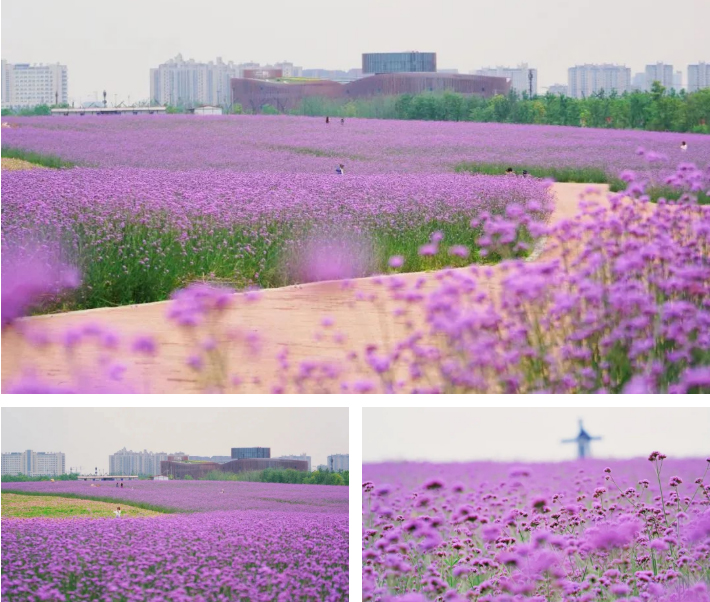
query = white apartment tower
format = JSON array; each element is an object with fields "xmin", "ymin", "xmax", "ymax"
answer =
[
  {"xmin": 688, "ymin": 62, "xmax": 710, "ymax": 92},
  {"xmin": 1, "ymin": 450, "xmax": 66, "ymax": 477},
  {"xmin": 277, "ymin": 454, "xmax": 312, "ymax": 472},
  {"xmin": 473, "ymin": 63, "xmax": 538, "ymax": 96},
  {"xmin": 327, "ymin": 454, "xmax": 349, "ymax": 472},
  {"xmin": 109, "ymin": 448, "xmax": 167, "ymax": 476},
  {"xmin": 568, "ymin": 64, "xmax": 631, "ymax": 98},
  {"xmin": 1, "ymin": 60, "xmax": 68, "ymax": 108},
  {"xmin": 150, "ymin": 54, "xmax": 240, "ymax": 108},
  {"xmin": 645, "ymin": 63, "xmax": 674, "ymax": 91}
]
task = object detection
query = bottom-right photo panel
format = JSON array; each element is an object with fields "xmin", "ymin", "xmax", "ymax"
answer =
[{"xmin": 363, "ymin": 407, "xmax": 710, "ymax": 602}]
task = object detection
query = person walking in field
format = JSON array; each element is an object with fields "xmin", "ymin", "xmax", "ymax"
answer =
[
  {"xmin": 114, "ymin": 506, "xmax": 122, "ymax": 519},
  {"xmin": 120, "ymin": 482, "xmax": 123, "ymax": 488},
  {"xmin": 325, "ymin": 116, "xmax": 330, "ymax": 124},
  {"xmin": 506, "ymin": 167, "xmax": 515, "ymax": 175},
  {"xmin": 680, "ymin": 141, "xmax": 687, "ymax": 151},
  {"xmin": 340, "ymin": 118, "xmax": 345, "ymax": 125},
  {"xmin": 335, "ymin": 163, "xmax": 345, "ymax": 175}
]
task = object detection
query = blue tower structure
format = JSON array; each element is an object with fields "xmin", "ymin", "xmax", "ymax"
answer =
[{"xmin": 562, "ymin": 420, "xmax": 601, "ymax": 459}]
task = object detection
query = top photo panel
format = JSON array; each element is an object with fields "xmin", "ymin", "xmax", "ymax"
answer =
[{"xmin": 2, "ymin": 0, "xmax": 709, "ymax": 394}]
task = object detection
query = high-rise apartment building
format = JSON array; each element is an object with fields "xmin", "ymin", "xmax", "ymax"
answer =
[
  {"xmin": 109, "ymin": 448, "xmax": 167, "ymax": 476},
  {"xmin": 473, "ymin": 63, "xmax": 538, "ymax": 96},
  {"xmin": 645, "ymin": 63, "xmax": 674, "ymax": 91},
  {"xmin": 568, "ymin": 64, "xmax": 631, "ymax": 98},
  {"xmin": 327, "ymin": 454, "xmax": 349, "ymax": 472},
  {"xmin": 277, "ymin": 454, "xmax": 312, "ymax": 472},
  {"xmin": 688, "ymin": 62, "xmax": 710, "ymax": 92},
  {"xmin": 1, "ymin": 60, "xmax": 68, "ymax": 108},
  {"xmin": 150, "ymin": 54, "xmax": 239, "ymax": 107},
  {"xmin": 1, "ymin": 450, "xmax": 65, "ymax": 476}
]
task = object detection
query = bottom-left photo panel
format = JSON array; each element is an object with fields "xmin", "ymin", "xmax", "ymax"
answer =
[{"xmin": 1, "ymin": 406, "xmax": 350, "ymax": 600}]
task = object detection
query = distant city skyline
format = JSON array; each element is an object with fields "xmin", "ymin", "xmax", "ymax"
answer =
[
  {"xmin": 364, "ymin": 408, "xmax": 710, "ymax": 463},
  {"xmin": 1, "ymin": 408, "xmax": 348, "ymax": 474},
  {"xmin": 2, "ymin": 0, "xmax": 708, "ymax": 102}
]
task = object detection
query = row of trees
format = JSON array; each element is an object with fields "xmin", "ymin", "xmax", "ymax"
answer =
[
  {"xmin": 1, "ymin": 473, "xmax": 79, "ymax": 482},
  {"xmin": 200, "ymin": 467, "xmax": 349, "ymax": 485},
  {"xmin": 291, "ymin": 83, "xmax": 710, "ymax": 133}
]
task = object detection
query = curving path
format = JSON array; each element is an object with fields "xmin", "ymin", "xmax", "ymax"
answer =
[{"xmin": 1, "ymin": 183, "xmax": 608, "ymax": 393}]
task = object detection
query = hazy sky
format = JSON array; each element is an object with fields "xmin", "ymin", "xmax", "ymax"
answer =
[
  {"xmin": 2, "ymin": 0, "xmax": 709, "ymax": 102},
  {"xmin": 1, "ymin": 407, "xmax": 348, "ymax": 473},
  {"xmin": 364, "ymin": 408, "xmax": 710, "ymax": 463}
]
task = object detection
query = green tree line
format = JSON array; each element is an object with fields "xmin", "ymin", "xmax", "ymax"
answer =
[
  {"xmin": 290, "ymin": 82, "xmax": 710, "ymax": 133},
  {"xmin": 1, "ymin": 473, "xmax": 79, "ymax": 482},
  {"xmin": 200, "ymin": 468, "xmax": 349, "ymax": 485}
]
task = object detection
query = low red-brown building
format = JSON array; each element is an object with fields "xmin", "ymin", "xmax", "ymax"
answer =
[{"xmin": 230, "ymin": 72, "xmax": 510, "ymax": 113}]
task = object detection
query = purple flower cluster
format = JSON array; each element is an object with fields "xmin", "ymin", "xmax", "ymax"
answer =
[
  {"xmin": 2, "ymin": 481, "xmax": 348, "ymax": 600},
  {"xmin": 363, "ymin": 456, "xmax": 710, "ymax": 602}
]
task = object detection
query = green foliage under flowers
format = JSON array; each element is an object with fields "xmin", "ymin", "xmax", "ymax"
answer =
[
  {"xmin": 456, "ymin": 162, "xmax": 709, "ymax": 204},
  {"xmin": 1, "ymin": 146, "xmax": 76, "ymax": 169},
  {"xmin": 202, "ymin": 468, "xmax": 349, "ymax": 486}
]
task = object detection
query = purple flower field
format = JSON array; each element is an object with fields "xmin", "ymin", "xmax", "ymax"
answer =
[
  {"xmin": 1, "ymin": 479, "xmax": 348, "ymax": 513},
  {"xmin": 4, "ymin": 115, "xmax": 710, "ymax": 175},
  {"xmin": 363, "ymin": 456, "xmax": 710, "ymax": 602},
  {"xmin": 2, "ymin": 481, "xmax": 348, "ymax": 600}
]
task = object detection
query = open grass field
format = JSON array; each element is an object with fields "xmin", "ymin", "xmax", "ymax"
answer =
[{"xmin": 1, "ymin": 492, "xmax": 162, "ymax": 519}]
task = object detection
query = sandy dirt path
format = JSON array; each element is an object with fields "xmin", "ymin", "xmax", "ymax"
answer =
[{"xmin": 1, "ymin": 182, "xmax": 608, "ymax": 393}]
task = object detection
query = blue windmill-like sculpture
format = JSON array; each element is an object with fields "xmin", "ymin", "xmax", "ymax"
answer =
[{"xmin": 562, "ymin": 420, "xmax": 601, "ymax": 459}]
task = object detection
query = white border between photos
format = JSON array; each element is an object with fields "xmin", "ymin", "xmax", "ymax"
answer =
[{"xmin": 2, "ymin": 393, "xmax": 708, "ymax": 602}]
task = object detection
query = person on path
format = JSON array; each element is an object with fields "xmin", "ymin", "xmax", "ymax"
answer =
[
  {"xmin": 335, "ymin": 163, "xmax": 345, "ymax": 175},
  {"xmin": 114, "ymin": 506, "xmax": 122, "ymax": 519},
  {"xmin": 680, "ymin": 141, "xmax": 688, "ymax": 151}
]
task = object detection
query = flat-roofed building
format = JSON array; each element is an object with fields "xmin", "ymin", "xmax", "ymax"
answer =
[
  {"xmin": 645, "ymin": 63, "xmax": 674, "ymax": 91},
  {"xmin": 2, "ymin": 450, "xmax": 65, "ymax": 477},
  {"xmin": 363, "ymin": 52, "xmax": 436, "ymax": 74},
  {"xmin": 1, "ymin": 60, "xmax": 68, "ymax": 108},
  {"xmin": 277, "ymin": 454, "xmax": 312, "ymax": 472},
  {"xmin": 688, "ymin": 62, "xmax": 710, "ymax": 92},
  {"xmin": 473, "ymin": 63, "xmax": 537, "ymax": 95},
  {"xmin": 568, "ymin": 64, "xmax": 631, "ymax": 98},
  {"xmin": 109, "ymin": 448, "xmax": 167, "ymax": 477},
  {"xmin": 327, "ymin": 454, "xmax": 349, "ymax": 472},
  {"xmin": 231, "ymin": 447, "xmax": 270, "ymax": 459}
]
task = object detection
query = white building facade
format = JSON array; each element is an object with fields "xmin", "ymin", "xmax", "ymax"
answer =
[
  {"xmin": 327, "ymin": 454, "xmax": 349, "ymax": 472},
  {"xmin": 473, "ymin": 63, "xmax": 537, "ymax": 96},
  {"xmin": 277, "ymin": 454, "xmax": 312, "ymax": 472},
  {"xmin": 2, "ymin": 450, "xmax": 66, "ymax": 476},
  {"xmin": 688, "ymin": 62, "xmax": 710, "ymax": 92},
  {"xmin": 1, "ymin": 60, "xmax": 68, "ymax": 108},
  {"xmin": 568, "ymin": 64, "xmax": 631, "ymax": 98},
  {"xmin": 150, "ymin": 54, "xmax": 239, "ymax": 108},
  {"xmin": 644, "ymin": 63, "xmax": 674, "ymax": 91},
  {"xmin": 109, "ymin": 448, "xmax": 167, "ymax": 476}
]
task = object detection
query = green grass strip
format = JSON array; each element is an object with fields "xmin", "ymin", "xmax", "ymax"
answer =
[
  {"xmin": 1, "ymin": 488, "xmax": 182, "ymax": 514},
  {"xmin": 455, "ymin": 161, "xmax": 708, "ymax": 204},
  {"xmin": 1, "ymin": 146, "xmax": 76, "ymax": 169}
]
